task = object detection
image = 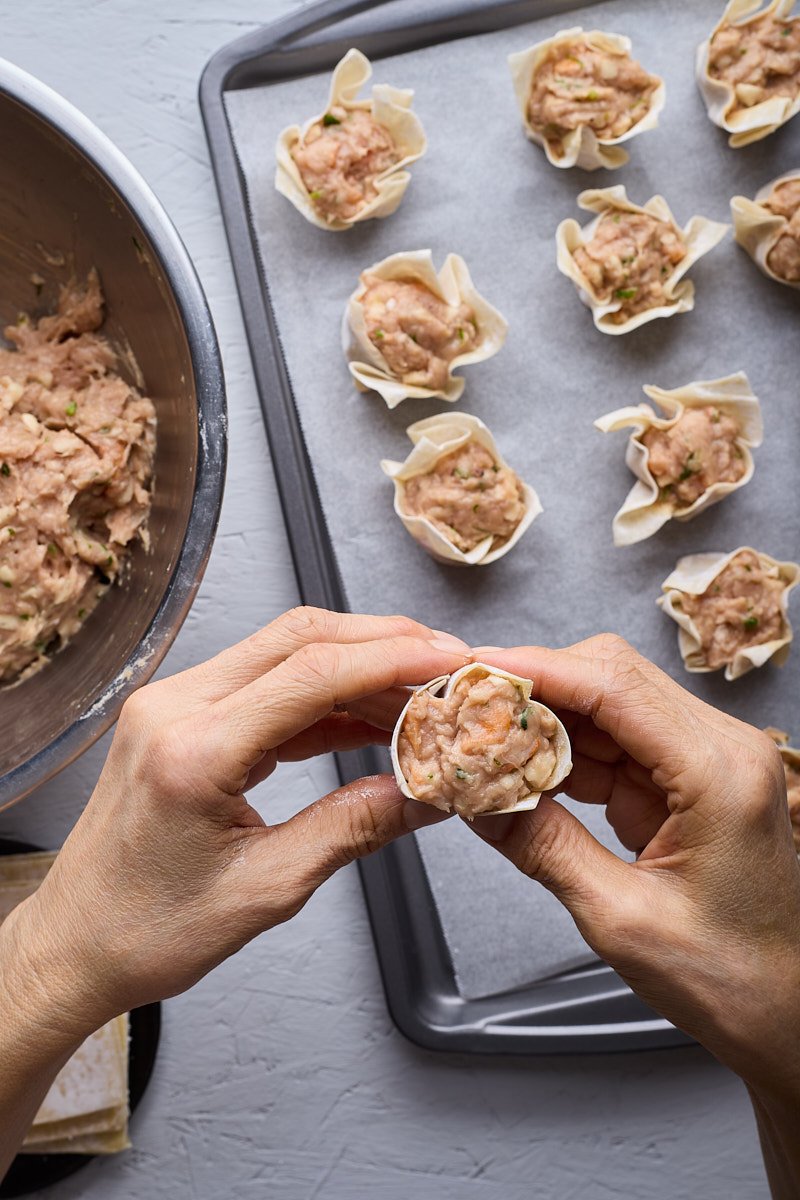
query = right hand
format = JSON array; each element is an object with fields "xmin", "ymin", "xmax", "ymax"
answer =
[{"xmin": 467, "ymin": 635, "xmax": 800, "ymax": 1103}]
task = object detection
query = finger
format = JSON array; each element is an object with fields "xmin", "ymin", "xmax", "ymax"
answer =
[
  {"xmin": 343, "ymin": 686, "xmax": 412, "ymax": 731},
  {"xmin": 239, "ymin": 776, "xmax": 450, "ymax": 923},
  {"xmin": 241, "ymin": 715, "xmax": 392, "ymax": 792},
  {"xmin": 472, "ymin": 638, "xmax": 723, "ymax": 778},
  {"xmin": 157, "ymin": 609, "xmax": 468, "ymax": 706},
  {"xmin": 199, "ymin": 636, "xmax": 472, "ymax": 791},
  {"xmin": 468, "ymin": 795, "xmax": 631, "ymax": 932}
]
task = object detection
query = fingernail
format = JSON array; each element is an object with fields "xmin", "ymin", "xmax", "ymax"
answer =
[
  {"xmin": 472, "ymin": 645, "xmax": 504, "ymax": 654},
  {"xmin": 469, "ymin": 813, "xmax": 516, "ymax": 843},
  {"xmin": 404, "ymin": 799, "xmax": 450, "ymax": 831},
  {"xmin": 429, "ymin": 631, "xmax": 471, "ymax": 655}
]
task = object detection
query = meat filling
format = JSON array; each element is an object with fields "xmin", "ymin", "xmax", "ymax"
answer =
[
  {"xmin": 677, "ymin": 550, "xmax": 787, "ymax": 670},
  {"xmin": 361, "ymin": 276, "xmax": 478, "ymax": 392},
  {"xmin": 573, "ymin": 211, "xmax": 687, "ymax": 322},
  {"xmin": 402, "ymin": 441, "xmax": 525, "ymax": 554},
  {"xmin": 708, "ymin": 12, "xmax": 800, "ymax": 111},
  {"xmin": 764, "ymin": 177, "xmax": 800, "ymax": 282},
  {"xmin": 641, "ymin": 406, "xmax": 746, "ymax": 508},
  {"xmin": 291, "ymin": 106, "xmax": 400, "ymax": 223},
  {"xmin": 528, "ymin": 40, "xmax": 659, "ymax": 155},
  {"xmin": 398, "ymin": 672, "xmax": 559, "ymax": 817},
  {"xmin": 0, "ymin": 272, "xmax": 155, "ymax": 683}
]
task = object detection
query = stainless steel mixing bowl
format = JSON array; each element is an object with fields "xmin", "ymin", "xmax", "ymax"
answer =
[{"xmin": 0, "ymin": 59, "xmax": 226, "ymax": 810}]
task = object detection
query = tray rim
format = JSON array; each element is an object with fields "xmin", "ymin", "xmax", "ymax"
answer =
[{"xmin": 198, "ymin": 0, "xmax": 693, "ymax": 1055}]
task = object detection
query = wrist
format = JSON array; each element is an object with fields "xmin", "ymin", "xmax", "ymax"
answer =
[{"xmin": 0, "ymin": 895, "xmax": 110, "ymax": 1062}]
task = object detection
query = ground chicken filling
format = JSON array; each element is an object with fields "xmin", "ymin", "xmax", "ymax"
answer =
[
  {"xmin": 677, "ymin": 550, "xmax": 786, "ymax": 670},
  {"xmin": 398, "ymin": 672, "xmax": 559, "ymax": 817},
  {"xmin": 764, "ymin": 177, "xmax": 800, "ymax": 282},
  {"xmin": 360, "ymin": 276, "xmax": 478, "ymax": 392},
  {"xmin": 291, "ymin": 105, "xmax": 400, "ymax": 223},
  {"xmin": 401, "ymin": 441, "xmax": 525, "ymax": 554},
  {"xmin": 573, "ymin": 211, "xmax": 687, "ymax": 322},
  {"xmin": 708, "ymin": 12, "xmax": 800, "ymax": 111},
  {"xmin": 527, "ymin": 40, "xmax": 659, "ymax": 154},
  {"xmin": 641, "ymin": 406, "xmax": 746, "ymax": 508},
  {"xmin": 0, "ymin": 271, "xmax": 155, "ymax": 683}
]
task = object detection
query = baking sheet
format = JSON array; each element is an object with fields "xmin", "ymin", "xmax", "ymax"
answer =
[{"xmin": 225, "ymin": 0, "xmax": 800, "ymax": 1000}]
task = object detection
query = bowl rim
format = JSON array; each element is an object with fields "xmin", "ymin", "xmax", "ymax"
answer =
[{"xmin": 0, "ymin": 57, "xmax": 227, "ymax": 811}]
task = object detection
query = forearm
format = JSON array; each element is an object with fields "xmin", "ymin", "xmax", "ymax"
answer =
[
  {"xmin": 0, "ymin": 905, "xmax": 98, "ymax": 1177},
  {"xmin": 748, "ymin": 1086, "xmax": 800, "ymax": 1200}
]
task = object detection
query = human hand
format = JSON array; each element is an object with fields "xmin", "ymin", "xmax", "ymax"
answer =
[
  {"xmin": 467, "ymin": 635, "xmax": 800, "ymax": 1107},
  {"xmin": 1, "ymin": 608, "xmax": 469, "ymax": 1045}
]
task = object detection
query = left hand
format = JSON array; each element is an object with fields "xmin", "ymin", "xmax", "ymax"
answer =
[{"xmin": 1, "ymin": 607, "xmax": 469, "ymax": 1047}]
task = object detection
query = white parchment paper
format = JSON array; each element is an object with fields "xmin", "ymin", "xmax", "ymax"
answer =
[{"xmin": 225, "ymin": 0, "xmax": 800, "ymax": 1000}]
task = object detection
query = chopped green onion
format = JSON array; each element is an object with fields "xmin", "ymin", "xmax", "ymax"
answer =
[
  {"xmin": 472, "ymin": 503, "xmax": 479, "ymax": 513},
  {"xmin": 615, "ymin": 287, "xmax": 637, "ymax": 300},
  {"xmin": 455, "ymin": 767, "xmax": 468, "ymax": 780},
  {"xmin": 19, "ymin": 613, "xmax": 30, "ymax": 621},
  {"xmin": 520, "ymin": 708, "xmax": 529, "ymax": 731},
  {"xmin": 586, "ymin": 89, "xmax": 599, "ymax": 101},
  {"xmin": 78, "ymin": 608, "xmax": 86, "ymax": 619},
  {"xmin": 2, "ymin": 581, "xmax": 10, "ymax": 589},
  {"xmin": 743, "ymin": 616, "xmax": 759, "ymax": 630},
  {"xmin": 106, "ymin": 555, "xmax": 113, "ymax": 567},
  {"xmin": 65, "ymin": 401, "xmax": 77, "ymax": 417},
  {"xmin": 457, "ymin": 327, "xmax": 465, "ymax": 341},
  {"xmin": 373, "ymin": 329, "xmax": 384, "ymax": 339},
  {"xmin": 46, "ymin": 543, "xmax": 58, "ymax": 557},
  {"xmin": 6, "ymin": 528, "xmax": 15, "ymax": 539},
  {"xmin": 782, "ymin": 25, "xmax": 791, "ymax": 35},
  {"xmin": 1, "ymin": 463, "xmax": 9, "ymax": 477},
  {"xmin": 612, "ymin": 213, "xmax": 621, "ymax": 223},
  {"xmin": 308, "ymin": 190, "xmax": 323, "ymax": 200},
  {"xmin": 453, "ymin": 467, "xmax": 469, "ymax": 479},
  {"xmin": 322, "ymin": 113, "xmax": 341, "ymax": 126}
]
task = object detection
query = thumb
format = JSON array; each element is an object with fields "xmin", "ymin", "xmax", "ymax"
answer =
[
  {"xmin": 469, "ymin": 795, "xmax": 633, "ymax": 946},
  {"xmin": 244, "ymin": 775, "xmax": 448, "ymax": 922}
]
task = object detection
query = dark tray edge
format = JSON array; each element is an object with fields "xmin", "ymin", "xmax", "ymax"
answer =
[{"xmin": 198, "ymin": 0, "xmax": 692, "ymax": 1055}]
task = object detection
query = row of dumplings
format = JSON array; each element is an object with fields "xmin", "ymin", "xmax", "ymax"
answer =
[{"xmin": 276, "ymin": 1, "xmax": 800, "ymax": 233}]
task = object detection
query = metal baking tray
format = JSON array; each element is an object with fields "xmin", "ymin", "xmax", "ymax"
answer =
[{"xmin": 197, "ymin": 0, "xmax": 729, "ymax": 1053}]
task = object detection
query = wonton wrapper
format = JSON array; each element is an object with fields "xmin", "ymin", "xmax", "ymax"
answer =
[
  {"xmin": 344, "ymin": 251, "xmax": 508, "ymax": 406},
  {"xmin": 390, "ymin": 662, "xmax": 573, "ymax": 816},
  {"xmin": 595, "ymin": 372, "xmax": 763, "ymax": 546},
  {"xmin": 696, "ymin": 0, "xmax": 800, "ymax": 147},
  {"xmin": 731, "ymin": 170, "xmax": 800, "ymax": 289},
  {"xmin": 556, "ymin": 187, "xmax": 729, "ymax": 334},
  {"xmin": 658, "ymin": 547, "xmax": 800, "ymax": 680},
  {"xmin": 380, "ymin": 412, "xmax": 542, "ymax": 565},
  {"xmin": 508, "ymin": 27, "xmax": 665, "ymax": 171},
  {"xmin": 275, "ymin": 48, "xmax": 427, "ymax": 231}
]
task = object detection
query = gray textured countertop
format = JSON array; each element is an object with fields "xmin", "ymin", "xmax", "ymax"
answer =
[{"xmin": 0, "ymin": 2, "xmax": 768, "ymax": 1196}]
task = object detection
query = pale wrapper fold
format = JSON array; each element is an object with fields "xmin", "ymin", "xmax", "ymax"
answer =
[
  {"xmin": 390, "ymin": 662, "xmax": 573, "ymax": 816},
  {"xmin": 657, "ymin": 547, "xmax": 800, "ymax": 680},
  {"xmin": 556, "ymin": 187, "xmax": 729, "ymax": 334},
  {"xmin": 508, "ymin": 27, "xmax": 665, "ymax": 171},
  {"xmin": 344, "ymin": 250, "xmax": 508, "ymax": 407},
  {"xmin": 765, "ymin": 726, "xmax": 800, "ymax": 771},
  {"xmin": 594, "ymin": 372, "xmax": 763, "ymax": 546},
  {"xmin": 731, "ymin": 170, "xmax": 800, "ymax": 289},
  {"xmin": 275, "ymin": 48, "xmax": 427, "ymax": 231},
  {"xmin": 380, "ymin": 411, "xmax": 542, "ymax": 565},
  {"xmin": 696, "ymin": 0, "xmax": 800, "ymax": 147}
]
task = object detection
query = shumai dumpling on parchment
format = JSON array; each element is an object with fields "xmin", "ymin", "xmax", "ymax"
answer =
[
  {"xmin": 595, "ymin": 373, "xmax": 762, "ymax": 546},
  {"xmin": 697, "ymin": 0, "xmax": 800, "ymax": 147},
  {"xmin": 556, "ymin": 186, "xmax": 729, "ymax": 334},
  {"xmin": 658, "ymin": 547, "xmax": 800, "ymax": 680},
  {"xmin": 732, "ymin": 170, "xmax": 800, "ymax": 287},
  {"xmin": 508, "ymin": 26, "xmax": 664, "ymax": 170},
  {"xmin": 343, "ymin": 250, "xmax": 507, "ymax": 407},
  {"xmin": 275, "ymin": 48, "xmax": 426, "ymax": 230},
  {"xmin": 380, "ymin": 412, "xmax": 541, "ymax": 566}
]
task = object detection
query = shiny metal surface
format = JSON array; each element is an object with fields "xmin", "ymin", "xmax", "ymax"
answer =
[{"xmin": 0, "ymin": 59, "xmax": 226, "ymax": 810}]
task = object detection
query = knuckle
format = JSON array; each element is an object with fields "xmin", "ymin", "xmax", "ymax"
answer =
[
  {"xmin": 591, "ymin": 632, "xmax": 634, "ymax": 662},
  {"xmin": 118, "ymin": 687, "xmax": 151, "ymax": 732},
  {"xmin": 291, "ymin": 639, "xmax": 340, "ymax": 686},
  {"xmin": 278, "ymin": 605, "xmax": 332, "ymax": 642}
]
